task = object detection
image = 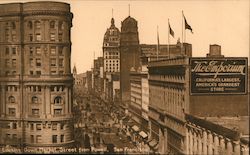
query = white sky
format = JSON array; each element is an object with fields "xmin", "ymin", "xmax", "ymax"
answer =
[{"xmin": 1, "ymin": 0, "xmax": 249, "ymax": 73}]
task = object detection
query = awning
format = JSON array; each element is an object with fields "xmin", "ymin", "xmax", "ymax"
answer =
[
  {"xmin": 148, "ymin": 139, "xmax": 158, "ymax": 147},
  {"xmin": 132, "ymin": 125, "xmax": 139, "ymax": 132},
  {"xmin": 139, "ymin": 131, "xmax": 148, "ymax": 139}
]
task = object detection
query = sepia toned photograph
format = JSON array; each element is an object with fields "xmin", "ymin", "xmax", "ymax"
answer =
[{"xmin": 0, "ymin": 0, "xmax": 249, "ymax": 154}]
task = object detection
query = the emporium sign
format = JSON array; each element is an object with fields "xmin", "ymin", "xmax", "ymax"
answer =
[{"xmin": 190, "ymin": 58, "xmax": 248, "ymax": 95}]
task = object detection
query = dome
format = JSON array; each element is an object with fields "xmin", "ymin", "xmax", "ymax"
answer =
[
  {"xmin": 103, "ymin": 18, "xmax": 120, "ymax": 47},
  {"xmin": 121, "ymin": 16, "xmax": 138, "ymax": 32}
]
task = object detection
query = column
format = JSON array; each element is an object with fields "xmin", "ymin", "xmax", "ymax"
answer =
[
  {"xmin": 203, "ymin": 130, "xmax": 207, "ymax": 154},
  {"xmin": 226, "ymin": 140, "xmax": 233, "ymax": 155},
  {"xmin": 197, "ymin": 134, "xmax": 202, "ymax": 155},
  {"xmin": 65, "ymin": 86, "xmax": 68, "ymax": 114},
  {"xmin": 207, "ymin": 132, "xmax": 213, "ymax": 155},
  {"xmin": 1, "ymin": 86, "xmax": 6, "ymax": 116},
  {"xmin": 214, "ymin": 134, "xmax": 219, "ymax": 154},
  {"xmin": 219, "ymin": 136, "xmax": 225, "ymax": 154},
  {"xmin": 185, "ymin": 128, "xmax": 190, "ymax": 154},
  {"xmin": 233, "ymin": 141, "xmax": 240, "ymax": 155},
  {"xmin": 189, "ymin": 129, "xmax": 193, "ymax": 154}
]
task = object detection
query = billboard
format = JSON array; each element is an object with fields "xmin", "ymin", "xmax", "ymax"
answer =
[{"xmin": 190, "ymin": 58, "xmax": 248, "ymax": 95}]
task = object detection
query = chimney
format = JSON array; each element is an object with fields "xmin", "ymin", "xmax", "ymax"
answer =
[{"xmin": 207, "ymin": 44, "xmax": 224, "ymax": 57}]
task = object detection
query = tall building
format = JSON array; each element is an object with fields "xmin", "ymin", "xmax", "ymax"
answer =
[
  {"xmin": 0, "ymin": 1, "xmax": 74, "ymax": 148},
  {"xmin": 103, "ymin": 17, "xmax": 120, "ymax": 102},
  {"xmin": 120, "ymin": 16, "xmax": 140, "ymax": 107}
]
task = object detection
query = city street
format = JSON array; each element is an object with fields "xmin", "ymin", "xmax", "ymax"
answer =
[{"xmin": 73, "ymin": 93, "xmax": 140, "ymax": 154}]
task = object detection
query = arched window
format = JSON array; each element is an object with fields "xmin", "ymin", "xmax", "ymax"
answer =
[
  {"xmin": 54, "ymin": 96, "xmax": 62, "ymax": 104},
  {"xmin": 34, "ymin": 21, "xmax": 41, "ymax": 29},
  {"xmin": 31, "ymin": 96, "xmax": 38, "ymax": 104},
  {"xmin": 28, "ymin": 21, "xmax": 33, "ymax": 29},
  {"xmin": 8, "ymin": 96, "xmax": 15, "ymax": 103},
  {"xmin": 50, "ymin": 21, "xmax": 55, "ymax": 29}
]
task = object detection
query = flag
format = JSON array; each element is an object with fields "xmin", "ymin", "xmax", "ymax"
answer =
[
  {"xmin": 184, "ymin": 15, "xmax": 193, "ymax": 33},
  {"xmin": 169, "ymin": 23, "xmax": 175, "ymax": 38}
]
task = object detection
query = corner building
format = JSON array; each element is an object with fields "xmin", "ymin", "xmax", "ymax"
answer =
[{"xmin": 0, "ymin": 2, "xmax": 74, "ymax": 148}]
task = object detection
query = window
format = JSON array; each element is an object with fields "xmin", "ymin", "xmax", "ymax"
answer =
[
  {"xmin": 52, "ymin": 123, "xmax": 57, "ymax": 130},
  {"xmin": 35, "ymin": 21, "xmax": 41, "ymax": 29},
  {"xmin": 8, "ymin": 96, "xmax": 15, "ymax": 103},
  {"xmin": 58, "ymin": 21, "xmax": 64, "ymax": 30},
  {"xmin": 51, "ymin": 70, "xmax": 56, "ymax": 75},
  {"xmin": 36, "ymin": 71, "xmax": 41, "ymax": 75},
  {"xmin": 13, "ymin": 134, "xmax": 17, "ymax": 139},
  {"xmin": 12, "ymin": 48, "xmax": 16, "ymax": 55},
  {"xmin": 36, "ymin": 124, "xmax": 42, "ymax": 130},
  {"xmin": 59, "ymin": 71, "xmax": 64, "ymax": 75},
  {"xmin": 30, "ymin": 47, "xmax": 34, "ymax": 55},
  {"xmin": 36, "ymin": 47, "xmax": 41, "ymax": 55},
  {"xmin": 5, "ymin": 59, "xmax": 10, "ymax": 67},
  {"xmin": 12, "ymin": 122, "xmax": 17, "ymax": 129},
  {"xmin": 30, "ymin": 58, "xmax": 34, "ymax": 67},
  {"xmin": 5, "ymin": 47, "xmax": 9, "ymax": 55},
  {"xmin": 50, "ymin": 33, "xmax": 55, "ymax": 41},
  {"xmin": 32, "ymin": 109, "xmax": 39, "ymax": 116},
  {"xmin": 11, "ymin": 22, "xmax": 16, "ymax": 29},
  {"xmin": 12, "ymin": 34, "xmax": 16, "ymax": 41},
  {"xmin": 36, "ymin": 135, "xmax": 42, "ymax": 143},
  {"xmin": 12, "ymin": 59, "xmax": 16, "ymax": 67},
  {"xmin": 29, "ymin": 34, "xmax": 33, "ymax": 41},
  {"xmin": 54, "ymin": 96, "xmax": 62, "ymax": 104},
  {"xmin": 32, "ymin": 96, "xmax": 38, "ymax": 104},
  {"xmin": 8, "ymin": 108, "xmax": 16, "ymax": 115},
  {"xmin": 52, "ymin": 135, "xmax": 57, "ymax": 143},
  {"xmin": 28, "ymin": 21, "xmax": 33, "ymax": 29},
  {"xmin": 51, "ymin": 58, "xmax": 56, "ymax": 66},
  {"xmin": 36, "ymin": 33, "xmax": 41, "ymax": 41},
  {"xmin": 54, "ymin": 109, "xmax": 62, "ymax": 115},
  {"xmin": 50, "ymin": 21, "xmax": 55, "ymax": 29},
  {"xmin": 59, "ymin": 59, "xmax": 63, "ymax": 67},
  {"xmin": 58, "ymin": 33, "xmax": 63, "ymax": 41},
  {"xmin": 36, "ymin": 58, "xmax": 41, "ymax": 67},
  {"xmin": 30, "ymin": 135, "xmax": 34, "ymax": 143},
  {"xmin": 31, "ymin": 123, "xmax": 34, "ymax": 130},
  {"xmin": 50, "ymin": 47, "xmax": 56, "ymax": 55},
  {"xmin": 60, "ymin": 123, "xmax": 64, "ymax": 130},
  {"xmin": 58, "ymin": 47, "xmax": 63, "ymax": 55},
  {"xmin": 60, "ymin": 135, "xmax": 64, "ymax": 142},
  {"xmin": 5, "ymin": 71, "xmax": 10, "ymax": 75}
]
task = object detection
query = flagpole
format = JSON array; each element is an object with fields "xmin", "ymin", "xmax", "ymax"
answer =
[
  {"xmin": 181, "ymin": 10, "xmax": 184, "ymax": 54},
  {"xmin": 168, "ymin": 18, "xmax": 170, "ymax": 58},
  {"xmin": 156, "ymin": 25, "xmax": 159, "ymax": 60},
  {"xmin": 182, "ymin": 10, "xmax": 183, "ymax": 44}
]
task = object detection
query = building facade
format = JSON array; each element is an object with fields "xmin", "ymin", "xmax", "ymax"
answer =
[
  {"xmin": 0, "ymin": 1, "xmax": 74, "ymax": 148},
  {"xmin": 120, "ymin": 16, "xmax": 140, "ymax": 107},
  {"xmin": 147, "ymin": 45, "xmax": 249, "ymax": 154},
  {"xmin": 103, "ymin": 17, "xmax": 120, "ymax": 102}
]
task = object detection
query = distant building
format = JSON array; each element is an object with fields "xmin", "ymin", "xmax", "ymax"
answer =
[
  {"xmin": 92, "ymin": 57, "xmax": 104, "ymax": 98},
  {"xmin": 102, "ymin": 17, "xmax": 120, "ymax": 102},
  {"xmin": 0, "ymin": 1, "xmax": 74, "ymax": 148}
]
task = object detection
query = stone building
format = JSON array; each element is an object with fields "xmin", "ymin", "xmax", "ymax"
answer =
[
  {"xmin": 120, "ymin": 16, "xmax": 141, "ymax": 109},
  {"xmin": 0, "ymin": 1, "xmax": 74, "ymax": 148},
  {"xmin": 103, "ymin": 17, "xmax": 120, "ymax": 102},
  {"xmin": 147, "ymin": 45, "xmax": 248, "ymax": 154}
]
